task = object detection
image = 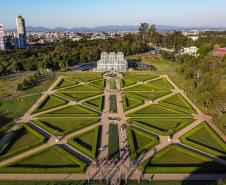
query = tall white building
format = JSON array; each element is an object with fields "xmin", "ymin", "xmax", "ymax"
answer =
[
  {"xmin": 97, "ymin": 52, "xmax": 128, "ymax": 71},
  {"xmin": 0, "ymin": 24, "xmax": 5, "ymax": 50},
  {"xmin": 14, "ymin": 16, "xmax": 27, "ymax": 48}
]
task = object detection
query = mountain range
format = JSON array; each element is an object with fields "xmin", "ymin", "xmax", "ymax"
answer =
[{"xmin": 6, "ymin": 25, "xmax": 226, "ymax": 33}]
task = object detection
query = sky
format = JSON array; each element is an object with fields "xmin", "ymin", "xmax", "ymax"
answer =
[{"xmin": 1, "ymin": 0, "xmax": 226, "ymax": 29}]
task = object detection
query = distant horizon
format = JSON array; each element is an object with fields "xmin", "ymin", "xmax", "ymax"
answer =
[{"xmin": 1, "ymin": 0, "xmax": 226, "ymax": 29}]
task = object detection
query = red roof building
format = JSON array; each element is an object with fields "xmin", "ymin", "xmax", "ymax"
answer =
[{"xmin": 214, "ymin": 48, "xmax": 226, "ymax": 57}]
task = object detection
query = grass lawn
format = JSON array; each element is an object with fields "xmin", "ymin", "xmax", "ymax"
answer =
[
  {"xmin": 0, "ymin": 145, "xmax": 87, "ymax": 173},
  {"xmin": 37, "ymin": 105, "xmax": 100, "ymax": 117},
  {"xmin": 32, "ymin": 118, "xmax": 100, "ymax": 136},
  {"xmin": 108, "ymin": 124, "xmax": 120, "ymax": 160},
  {"xmin": 125, "ymin": 91, "xmax": 171, "ymax": 101},
  {"xmin": 0, "ymin": 125, "xmax": 46, "ymax": 160},
  {"xmin": 32, "ymin": 95, "xmax": 68, "ymax": 114},
  {"xmin": 130, "ymin": 118, "xmax": 194, "ymax": 136},
  {"xmin": 0, "ymin": 73, "xmax": 55, "ymax": 134},
  {"xmin": 124, "ymin": 84, "xmax": 162, "ymax": 91},
  {"xmin": 89, "ymin": 79, "xmax": 105, "ymax": 89},
  {"xmin": 68, "ymin": 127, "xmax": 100, "ymax": 159},
  {"xmin": 122, "ymin": 95, "xmax": 144, "ymax": 112},
  {"xmin": 180, "ymin": 122, "xmax": 226, "ymax": 159},
  {"xmin": 109, "ymin": 95, "xmax": 117, "ymax": 113},
  {"xmin": 127, "ymin": 126, "xmax": 158, "ymax": 160},
  {"xmin": 83, "ymin": 96, "xmax": 104, "ymax": 112},
  {"xmin": 55, "ymin": 91, "xmax": 102, "ymax": 101},
  {"xmin": 141, "ymin": 144, "xmax": 226, "ymax": 174},
  {"xmin": 110, "ymin": 79, "xmax": 116, "ymax": 89},
  {"xmin": 54, "ymin": 78, "xmax": 78, "ymax": 89},
  {"xmin": 128, "ymin": 104, "xmax": 192, "ymax": 118},
  {"xmin": 160, "ymin": 94, "xmax": 195, "ymax": 113},
  {"xmin": 0, "ymin": 94, "xmax": 41, "ymax": 134},
  {"xmin": 58, "ymin": 84, "xmax": 101, "ymax": 92},
  {"xmin": 147, "ymin": 78, "xmax": 173, "ymax": 90}
]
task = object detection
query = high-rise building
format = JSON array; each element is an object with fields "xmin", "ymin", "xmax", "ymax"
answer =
[
  {"xmin": 14, "ymin": 15, "xmax": 27, "ymax": 48},
  {"xmin": 0, "ymin": 24, "xmax": 5, "ymax": 50}
]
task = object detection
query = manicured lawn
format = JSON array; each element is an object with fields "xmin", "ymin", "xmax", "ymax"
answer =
[
  {"xmin": 54, "ymin": 78, "xmax": 78, "ymax": 89},
  {"xmin": 109, "ymin": 95, "xmax": 117, "ymax": 113},
  {"xmin": 122, "ymin": 95, "xmax": 144, "ymax": 111},
  {"xmin": 89, "ymin": 79, "xmax": 105, "ymax": 89},
  {"xmin": 37, "ymin": 105, "xmax": 100, "ymax": 117},
  {"xmin": 0, "ymin": 94, "xmax": 41, "ymax": 134},
  {"xmin": 0, "ymin": 145, "xmax": 87, "ymax": 173},
  {"xmin": 180, "ymin": 122, "xmax": 226, "ymax": 159},
  {"xmin": 83, "ymin": 96, "xmax": 104, "ymax": 112},
  {"xmin": 68, "ymin": 127, "xmax": 100, "ymax": 159},
  {"xmin": 56, "ymin": 91, "xmax": 102, "ymax": 101},
  {"xmin": 160, "ymin": 94, "xmax": 195, "ymax": 113},
  {"xmin": 108, "ymin": 124, "xmax": 120, "ymax": 160},
  {"xmin": 32, "ymin": 118, "xmax": 100, "ymax": 136},
  {"xmin": 147, "ymin": 78, "xmax": 173, "ymax": 90},
  {"xmin": 110, "ymin": 80, "xmax": 116, "ymax": 89},
  {"xmin": 130, "ymin": 118, "xmax": 194, "ymax": 136},
  {"xmin": 141, "ymin": 144, "xmax": 226, "ymax": 174},
  {"xmin": 58, "ymin": 84, "xmax": 101, "ymax": 92},
  {"xmin": 32, "ymin": 95, "xmax": 68, "ymax": 114},
  {"xmin": 125, "ymin": 91, "xmax": 171, "ymax": 101},
  {"xmin": 127, "ymin": 126, "xmax": 158, "ymax": 160},
  {"xmin": 128, "ymin": 104, "xmax": 192, "ymax": 118},
  {"xmin": 125, "ymin": 84, "xmax": 161, "ymax": 91},
  {"xmin": 0, "ymin": 125, "xmax": 46, "ymax": 160}
]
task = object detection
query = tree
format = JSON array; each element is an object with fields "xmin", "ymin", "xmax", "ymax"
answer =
[{"xmin": 16, "ymin": 84, "xmax": 23, "ymax": 91}]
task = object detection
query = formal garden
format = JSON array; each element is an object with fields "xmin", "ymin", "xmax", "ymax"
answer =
[{"xmin": 0, "ymin": 72, "xmax": 225, "ymax": 176}]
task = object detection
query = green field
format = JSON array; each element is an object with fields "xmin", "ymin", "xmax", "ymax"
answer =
[
  {"xmin": 0, "ymin": 145, "xmax": 87, "ymax": 173},
  {"xmin": 160, "ymin": 94, "xmax": 195, "ymax": 113},
  {"xmin": 32, "ymin": 118, "xmax": 100, "ymax": 136},
  {"xmin": 127, "ymin": 126, "xmax": 158, "ymax": 160},
  {"xmin": 83, "ymin": 96, "xmax": 104, "ymax": 112},
  {"xmin": 0, "ymin": 125, "xmax": 46, "ymax": 161},
  {"xmin": 110, "ymin": 79, "xmax": 116, "ymax": 89},
  {"xmin": 55, "ymin": 91, "xmax": 102, "ymax": 101},
  {"xmin": 122, "ymin": 95, "xmax": 144, "ymax": 111},
  {"xmin": 125, "ymin": 91, "xmax": 171, "ymax": 101},
  {"xmin": 141, "ymin": 144, "xmax": 226, "ymax": 174},
  {"xmin": 109, "ymin": 95, "xmax": 117, "ymax": 113},
  {"xmin": 130, "ymin": 118, "xmax": 194, "ymax": 136},
  {"xmin": 32, "ymin": 95, "xmax": 68, "ymax": 114},
  {"xmin": 128, "ymin": 104, "xmax": 192, "ymax": 118},
  {"xmin": 68, "ymin": 126, "xmax": 100, "ymax": 159},
  {"xmin": 180, "ymin": 122, "xmax": 226, "ymax": 159},
  {"xmin": 108, "ymin": 124, "xmax": 120, "ymax": 160},
  {"xmin": 37, "ymin": 105, "xmax": 100, "ymax": 117}
]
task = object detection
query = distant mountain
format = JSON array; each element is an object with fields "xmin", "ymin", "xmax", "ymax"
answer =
[{"xmin": 6, "ymin": 25, "xmax": 226, "ymax": 33}]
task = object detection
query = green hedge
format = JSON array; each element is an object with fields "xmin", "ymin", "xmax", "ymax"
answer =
[
  {"xmin": 140, "ymin": 144, "xmax": 226, "ymax": 174},
  {"xmin": 127, "ymin": 126, "xmax": 158, "ymax": 160},
  {"xmin": 32, "ymin": 119, "xmax": 100, "ymax": 136},
  {"xmin": 32, "ymin": 95, "xmax": 68, "ymax": 114},
  {"xmin": 130, "ymin": 118, "xmax": 194, "ymax": 136},
  {"xmin": 0, "ymin": 125, "xmax": 46, "ymax": 161},
  {"xmin": 180, "ymin": 123, "xmax": 226, "ymax": 159},
  {"xmin": 122, "ymin": 96, "xmax": 144, "ymax": 112},
  {"xmin": 68, "ymin": 126, "xmax": 100, "ymax": 159},
  {"xmin": 108, "ymin": 124, "xmax": 120, "ymax": 160},
  {"xmin": 0, "ymin": 145, "xmax": 87, "ymax": 173}
]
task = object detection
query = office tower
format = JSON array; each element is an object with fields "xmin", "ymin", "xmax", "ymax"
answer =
[
  {"xmin": 15, "ymin": 15, "xmax": 27, "ymax": 48},
  {"xmin": 0, "ymin": 24, "xmax": 5, "ymax": 50}
]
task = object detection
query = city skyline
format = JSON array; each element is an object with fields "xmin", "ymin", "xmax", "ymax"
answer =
[{"xmin": 1, "ymin": 0, "xmax": 226, "ymax": 29}]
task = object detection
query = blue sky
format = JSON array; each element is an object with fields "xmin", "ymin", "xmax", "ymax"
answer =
[{"xmin": 1, "ymin": 0, "xmax": 226, "ymax": 28}]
